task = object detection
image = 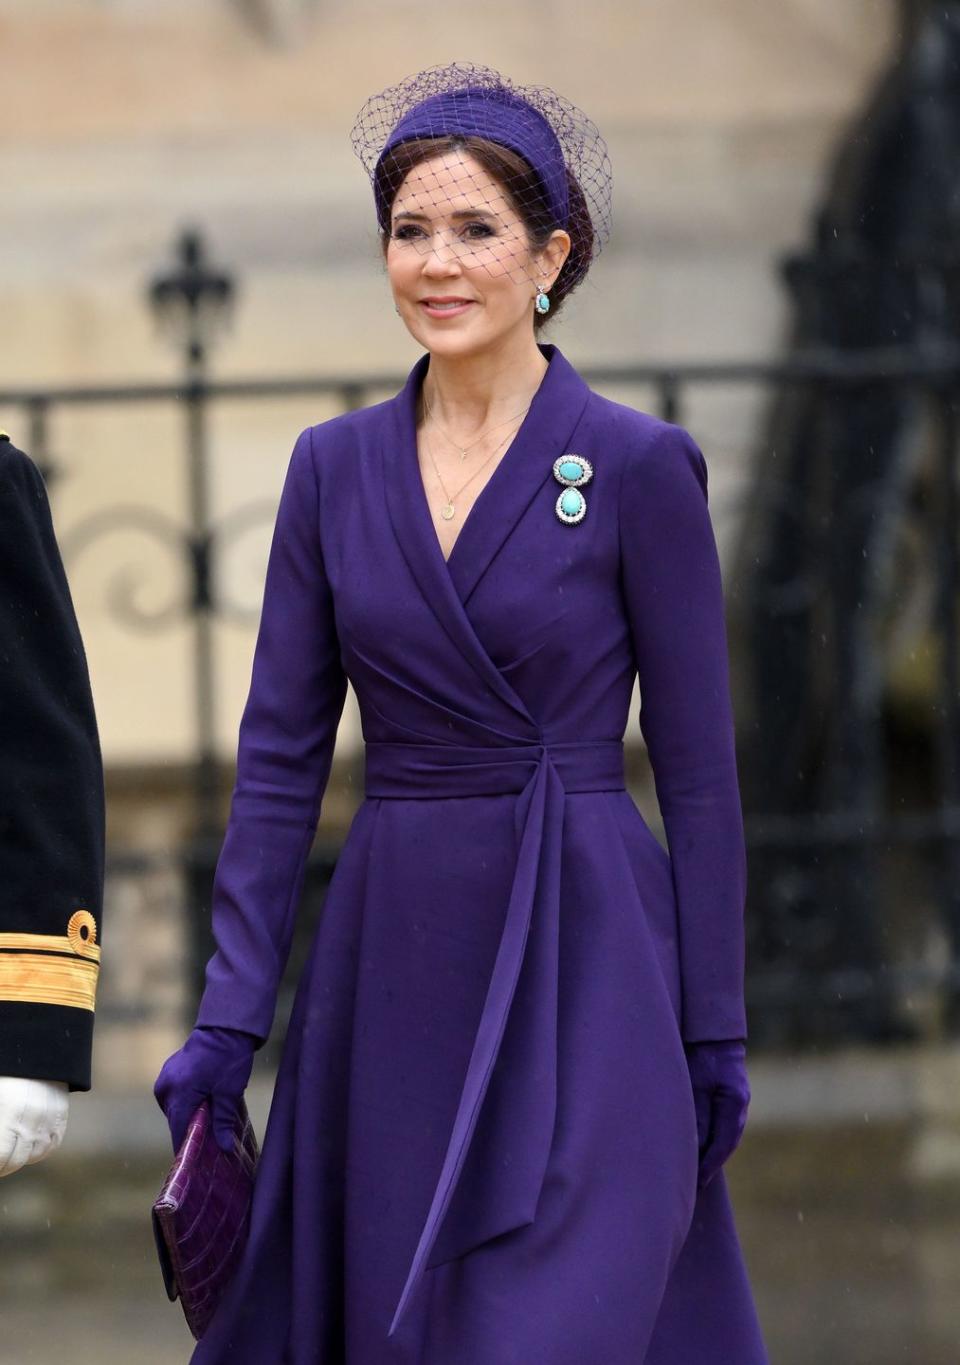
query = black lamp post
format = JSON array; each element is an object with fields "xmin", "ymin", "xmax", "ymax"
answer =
[
  {"xmin": 148, "ymin": 227, "xmax": 235, "ymax": 375},
  {"xmin": 148, "ymin": 227, "xmax": 237, "ymax": 1010}
]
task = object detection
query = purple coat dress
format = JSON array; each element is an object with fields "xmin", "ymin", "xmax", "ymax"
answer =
[{"xmin": 190, "ymin": 342, "xmax": 768, "ymax": 1364}]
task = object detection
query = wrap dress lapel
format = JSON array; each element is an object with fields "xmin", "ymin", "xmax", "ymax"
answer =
[
  {"xmin": 379, "ymin": 344, "xmax": 597, "ymax": 1338},
  {"xmin": 385, "ymin": 343, "xmax": 592, "ymax": 727}
]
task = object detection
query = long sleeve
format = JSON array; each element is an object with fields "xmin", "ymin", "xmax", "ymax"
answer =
[
  {"xmin": 196, "ymin": 426, "xmax": 348, "ymax": 1042},
  {"xmin": 0, "ymin": 441, "xmax": 105, "ymax": 1091},
  {"xmin": 619, "ymin": 423, "xmax": 747, "ymax": 1042}
]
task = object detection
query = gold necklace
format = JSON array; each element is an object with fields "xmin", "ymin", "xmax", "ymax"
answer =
[
  {"xmin": 424, "ymin": 420, "xmax": 522, "ymax": 521},
  {"xmin": 422, "ymin": 392, "xmax": 532, "ymax": 462}
]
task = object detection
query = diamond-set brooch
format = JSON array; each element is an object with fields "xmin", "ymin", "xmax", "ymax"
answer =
[{"xmin": 553, "ymin": 454, "xmax": 594, "ymax": 525}]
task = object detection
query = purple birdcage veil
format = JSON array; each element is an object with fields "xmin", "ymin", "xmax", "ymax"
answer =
[{"xmin": 350, "ymin": 62, "xmax": 613, "ymax": 308}]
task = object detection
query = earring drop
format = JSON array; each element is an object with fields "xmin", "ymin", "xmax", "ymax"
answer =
[{"xmin": 534, "ymin": 284, "xmax": 551, "ymax": 315}]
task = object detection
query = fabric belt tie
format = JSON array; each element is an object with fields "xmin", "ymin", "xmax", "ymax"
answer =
[{"xmin": 364, "ymin": 738, "xmax": 627, "ymax": 1337}]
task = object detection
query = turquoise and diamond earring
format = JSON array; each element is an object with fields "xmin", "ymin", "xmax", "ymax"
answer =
[
  {"xmin": 534, "ymin": 283, "xmax": 551, "ymax": 315},
  {"xmin": 553, "ymin": 454, "xmax": 593, "ymax": 525}
]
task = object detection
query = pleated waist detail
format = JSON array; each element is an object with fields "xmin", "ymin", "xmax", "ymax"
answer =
[{"xmin": 363, "ymin": 737, "xmax": 626, "ymax": 800}]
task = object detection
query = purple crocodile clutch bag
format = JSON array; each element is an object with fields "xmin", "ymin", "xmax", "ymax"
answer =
[{"xmin": 152, "ymin": 1098, "xmax": 260, "ymax": 1340}]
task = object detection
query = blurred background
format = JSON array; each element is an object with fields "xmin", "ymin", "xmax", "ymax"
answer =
[{"xmin": 2, "ymin": 0, "xmax": 960, "ymax": 1360}]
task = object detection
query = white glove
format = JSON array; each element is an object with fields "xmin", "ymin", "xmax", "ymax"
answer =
[{"xmin": 0, "ymin": 1077, "xmax": 69, "ymax": 1177}]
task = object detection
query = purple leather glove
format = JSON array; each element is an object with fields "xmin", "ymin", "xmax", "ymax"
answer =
[
  {"xmin": 154, "ymin": 1025, "xmax": 258, "ymax": 1154},
  {"xmin": 683, "ymin": 1038, "xmax": 751, "ymax": 1191}
]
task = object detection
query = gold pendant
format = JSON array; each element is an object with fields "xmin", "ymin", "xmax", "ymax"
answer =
[{"xmin": 441, "ymin": 503, "xmax": 456, "ymax": 520}]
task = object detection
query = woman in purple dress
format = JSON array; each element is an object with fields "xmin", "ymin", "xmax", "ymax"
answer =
[{"xmin": 155, "ymin": 61, "xmax": 769, "ymax": 1364}]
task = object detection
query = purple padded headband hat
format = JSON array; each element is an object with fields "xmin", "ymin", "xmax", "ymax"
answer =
[
  {"xmin": 381, "ymin": 85, "xmax": 571, "ymax": 228},
  {"xmin": 350, "ymin": 61, "xmax": 612, "ymax": 294}
]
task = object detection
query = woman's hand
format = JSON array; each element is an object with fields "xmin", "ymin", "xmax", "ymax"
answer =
[
  {"xmin": 683, "ymin": 1038, "xmax": 751, "ymax": 1191},
  {"xmin": 154, "ymin": 1025, "xmax": 258, "ymax": 1154},
  {"xmin": 0, "ymin": 1077, "xmax": 69, "ymax": 1177}
]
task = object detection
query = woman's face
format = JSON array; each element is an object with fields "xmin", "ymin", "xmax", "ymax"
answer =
[{"xmin": 385, "ymin": 150, "xmax": 569, "ymax": 360}]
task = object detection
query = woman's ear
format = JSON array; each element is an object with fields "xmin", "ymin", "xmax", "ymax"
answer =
[{"xmin": 538, "ymin": 229, "xmax": 572, "ymax": 289}]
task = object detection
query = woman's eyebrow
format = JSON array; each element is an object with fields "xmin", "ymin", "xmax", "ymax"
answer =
[{"xmin": 392, "ymin": 208, "xmax": 499, "ymax": 223}]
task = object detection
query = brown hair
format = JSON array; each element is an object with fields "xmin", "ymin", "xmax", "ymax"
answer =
[{"xmin": 374, "ymin": 134, "xmax": 595, "ymax": 329}]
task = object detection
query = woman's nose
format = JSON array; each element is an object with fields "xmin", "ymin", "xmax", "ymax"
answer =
[{"xmin": 420, "ymin": 231, "xmax": 461, "ymax": 275}]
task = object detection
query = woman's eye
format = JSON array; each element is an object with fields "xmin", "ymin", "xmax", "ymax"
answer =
[{"xmin": 391, "ymin": 222, "xmax": 495, "ymax": 242}]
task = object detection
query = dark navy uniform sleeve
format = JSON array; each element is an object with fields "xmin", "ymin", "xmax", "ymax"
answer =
[
  {"xmin": 0, "ymin": 438, "xmax": 105, "ymax": 1090},
  {"xmin": 619, "ymin": 423, "xmax": 748, "ymax": 1043}
]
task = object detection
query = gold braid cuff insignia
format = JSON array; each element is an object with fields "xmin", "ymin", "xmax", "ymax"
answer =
[{"xmin": 0, "ymin": 910, "xmax": 100, "ymax": 1011}]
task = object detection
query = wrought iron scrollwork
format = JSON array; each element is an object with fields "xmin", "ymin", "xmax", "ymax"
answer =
[
  {"xmin": 60, "ymin": 505, "xmax": 195, "ymax": 632},
  {"xmin": 60, "ymin": 499, "xmax": 282, "ymax": 630}
]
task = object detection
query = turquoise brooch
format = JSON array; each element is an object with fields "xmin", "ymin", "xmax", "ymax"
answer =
[{"xmin": 553, "ymin": 454, "xmax": 593, "ymax": 525}]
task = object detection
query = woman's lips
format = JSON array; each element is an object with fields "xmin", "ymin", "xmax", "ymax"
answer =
[{"xmin": 419, "ymin": 299, "xmax": 476, "ymax": 319}]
